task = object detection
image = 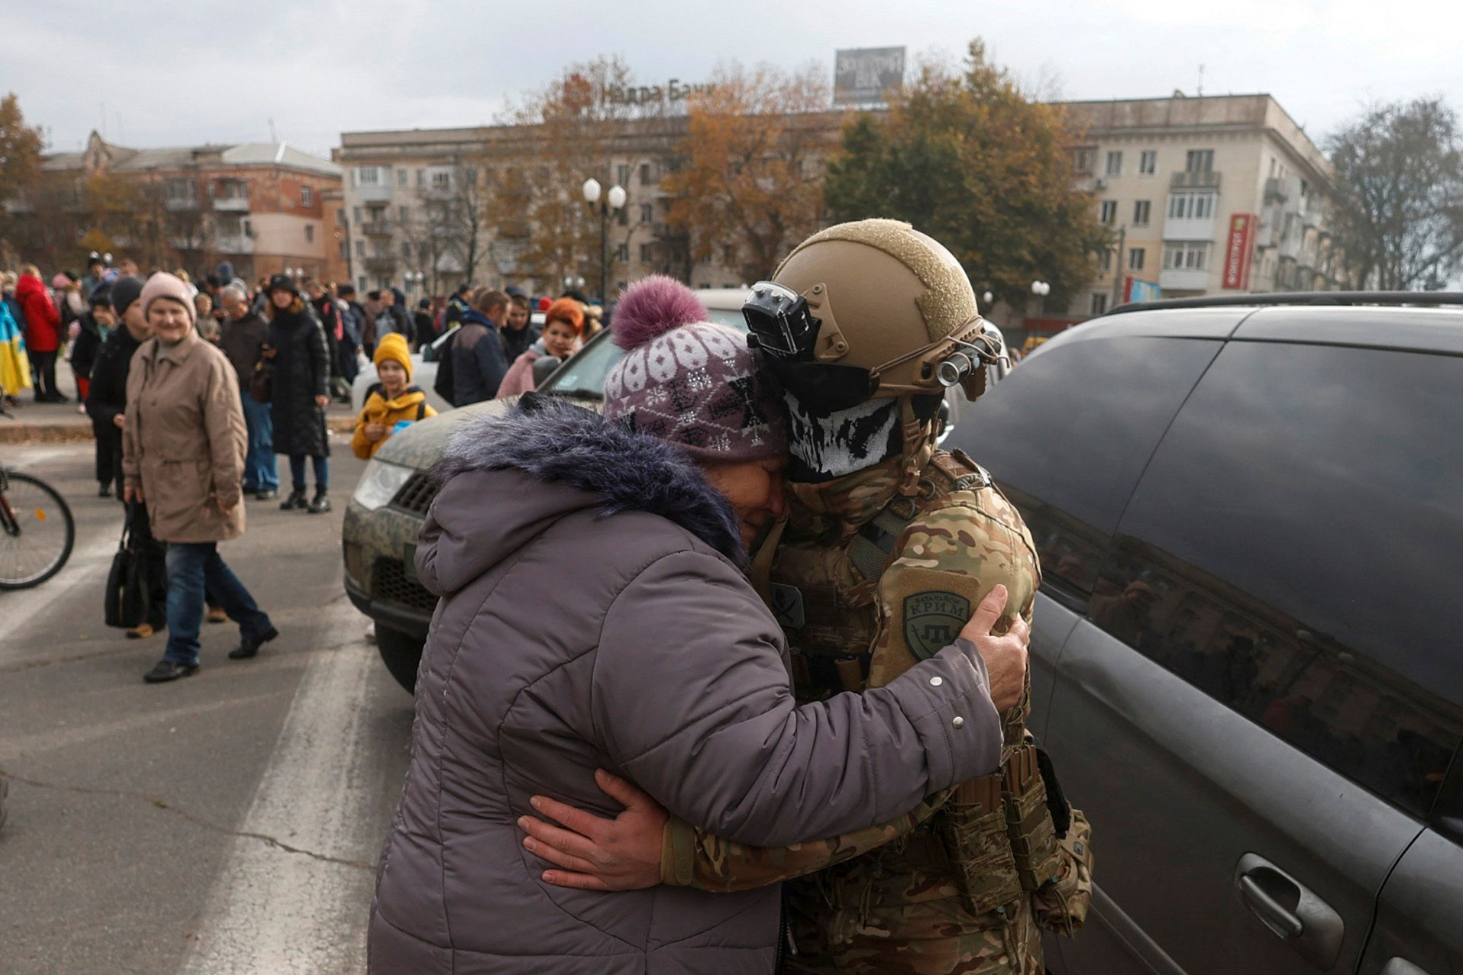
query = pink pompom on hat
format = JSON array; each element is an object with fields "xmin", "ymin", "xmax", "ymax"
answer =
[{"xmin": 603, "ymin": 275, "xmax": 785, "ymax": 464}]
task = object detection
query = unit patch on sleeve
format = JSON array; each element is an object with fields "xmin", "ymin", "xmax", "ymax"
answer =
[{"xmin": 902, "ymin": 590, "xmax": 972, "ymax": 661}]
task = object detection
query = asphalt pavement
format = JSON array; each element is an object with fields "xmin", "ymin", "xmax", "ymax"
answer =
[{"xmin": 0, "ymin": 438, "xmax": 413, "ymax": 974}]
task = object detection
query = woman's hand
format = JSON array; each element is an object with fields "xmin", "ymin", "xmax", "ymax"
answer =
[
  {"xmin": 519, "ymin": 769, "xmax": 667, "ymax": 891},
  {"xmin": 124, "ymin": 484, "xmax": 144, "ymax": 503},
  {"xmin": 314, "ymin": 394, "xmax": 329, "ymax": 408},
  {"xmin": 112, "ymin": 412, "xmax": 125, "ymax": 429},
  {"xmin": 363, "ymin": 422, "xmax": 386, "ymax": 442}
]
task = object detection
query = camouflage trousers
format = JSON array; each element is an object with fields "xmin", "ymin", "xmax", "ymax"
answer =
[{"xmin": 783, "ymin": 873, "xmax": 1044, "ymax": 975}]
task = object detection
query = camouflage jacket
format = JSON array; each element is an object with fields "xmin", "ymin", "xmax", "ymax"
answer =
[{"xmin": 659, "ymin": 448, "xmax": 1041, "ymax": 893}]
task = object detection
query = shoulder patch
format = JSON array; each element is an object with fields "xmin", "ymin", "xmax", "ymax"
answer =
[{"xmin": 902, "ymin": 590, "xmax": 972, "ymax": 661}]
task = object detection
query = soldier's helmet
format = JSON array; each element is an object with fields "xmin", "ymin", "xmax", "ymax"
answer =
[{"xmin": 742, "ymin": 219, "xmax": 1001, "ymax": 410}]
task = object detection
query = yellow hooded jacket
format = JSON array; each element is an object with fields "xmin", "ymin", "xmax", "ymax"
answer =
[{"xmin": 351, "ymin": 385, "xmax": 436, "ymax": 459}]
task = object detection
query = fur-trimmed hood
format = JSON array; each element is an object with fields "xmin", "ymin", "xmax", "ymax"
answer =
[{"xmin": 421, "ymin": 397, "xmax": 743, "ymax": 595}]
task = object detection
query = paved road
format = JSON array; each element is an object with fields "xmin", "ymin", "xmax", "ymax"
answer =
[{"xmin": 0, "ymin": 439, "xmax": 413, "ymax": 974}]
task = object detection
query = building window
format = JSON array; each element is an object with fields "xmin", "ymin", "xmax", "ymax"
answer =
[
  {"xmin": 640, "ymin": 203, "xmax": 653, "ymax": 224},
  {"xmin": 1100, "ymin": 249, "xmax": 1113, "ymax": 272},
  {"xmin": 617, "ymin": 164, "xmax": 630, "ymax": 185},
  {"xmin": 401, "ymin": 242, "xmax": 412, "ymax": 258},
  {"xmin": 431, "ymin": 171, "xmax": 451, "ymax": 190},
  {"xmin": 614, "ymin": 243, "xmax": 630, "ymax": 262},
  {"xmin": 353, "ymin": 206, "xmax": 363, "ymax": 223},
  {"xmin": 396, "ymin": 168, "xmax": 406, "ymax": 187},
  {"xmin": 1163, "ymin": 242, "xmax": 1210, "ymax": 270},
  {"xmin": 640, "ymin": 243, "xmax": 654, "ymax": 263},
  {"xmin": 355, "ymin": 240, "xmax": 366, "ymax": 257},
  {"xmin": 617, "ymin": 208, "xmax": 629, "ymax": 226},
  {"xmin": 1129, "ymin": 247, "xmax": 1145, "ymax": 270},
  {"xmin": 1185, "ymin": 149, "xmax": 1214, "ymax": 173},
  {"xmin": 1168, "ymin": 191, "xmax": 1216, "ymax": 220},
  {"xmin": 1105, "ymin": 151, "xmax": 1123, "ymax": 176},
  {"xmin": 336, "ymin": 208, "xmax": 346, "ymax": 225},
  {"xmin": 1100, "ymin": 200, "xmax": 1118, "ymax": 224},
  {"xmin": 1073, "ymin": 147, "xmax": 1095, "ymax": 174},
  {"xmin": 1139, "ymin": 150, "xmax": 1157, "ymax": 175},
  {"xmin": 1134, "ymin": 200, "xmax": 1151, "ymax": 226},
  {"xmin": 357, "ymin": 275, "xmax": 366, "ymax": 291},
  {"xmin": 301, "ymin": 186, "xmax": 313, "ymax": 207},
  {"xmin": 1090, "ymin": 293, "xmax": 1108, "ymax": 315},
  {"xmin": 305, "ymin": 225, "xmax": 315, "ymax": 243},
  {"xmin": 639, "ymin": 163, "xmax": 653, "ymax": 186},
  {"xmin": 416, "ymin": 168, "xmax": 425, "ymax": 187},
  {"xmin": 357, "ymin": 166, "xmax": 380, "ymax": 185},
  {"xmin": 339, "ymin": 241, "xmax": 348, "ymax": 260}
]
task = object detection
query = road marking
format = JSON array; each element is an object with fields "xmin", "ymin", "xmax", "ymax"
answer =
[
  {"xmin": 0, "ymin": 516, "xmax": 122, "ymax": 663},
  {"xmin": 178, "ymin": 596, "xmax": 383, "ymax": 975},
  {"xmin": 4, "ymin": 447, "xmax": 74, "ymax": 470}
]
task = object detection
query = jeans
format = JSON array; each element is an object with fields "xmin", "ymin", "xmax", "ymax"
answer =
[
  {"xmin": 240, "ymin": 395, "xmax": 279, "ymax": 492},
  {"xmin": 163, "ymin": 542, "xmax": 272, "ymax": 667},
  {"xmin": 288, "ymin": 454, "xmax": 329, "ymax": 493}
]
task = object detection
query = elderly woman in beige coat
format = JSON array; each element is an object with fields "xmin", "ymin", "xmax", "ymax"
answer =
[{"xmin": 122, "ymin": 273, "xmax": 278, "ymax": 684}]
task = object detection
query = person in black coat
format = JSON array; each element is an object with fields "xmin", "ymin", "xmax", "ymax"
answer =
[
  {"xmin": 85, "ymin": 275, "xmax": 167, "ymax": 637},
  {"xmin": 72, "ymin": 287, "xmax": 115, "ymax": 495},
  {"xmin": 263, "ymin": 275, "xmax": 332, "ymax": 514}
]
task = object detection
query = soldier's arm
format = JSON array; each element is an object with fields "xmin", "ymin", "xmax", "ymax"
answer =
[{"xmin": 659, "ymin": 789, "xmax": 952, "ymax": 892}]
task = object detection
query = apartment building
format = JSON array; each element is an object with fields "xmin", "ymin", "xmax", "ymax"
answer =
[
  {"xmin": 1059, "ymin": 93, "xmax": 1341, "ymax": 321},
  {"xmin": 14, "ymin": 131, "xmax": 346, "ymax": 283}
]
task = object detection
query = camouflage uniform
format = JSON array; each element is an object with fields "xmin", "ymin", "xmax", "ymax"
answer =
[{"xmin": 661, "ymin": 447, "xmax": 1077, "ymax": 974}]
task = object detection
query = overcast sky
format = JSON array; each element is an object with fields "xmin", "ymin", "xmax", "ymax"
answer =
[{"xmin": 3, "ymin": 0, "xmax": 1459, "ymax": 160}]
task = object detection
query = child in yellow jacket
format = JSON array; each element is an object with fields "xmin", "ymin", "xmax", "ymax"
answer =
[{"xmin": 352, "ymin": 333, "xmax": 437, "ymax": 460}]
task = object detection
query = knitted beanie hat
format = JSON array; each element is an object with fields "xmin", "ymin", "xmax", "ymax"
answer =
[
  {"xmin": 110, "ymin": 276, "xmax": 145, "ymax": 316},
  {"xmin": 139, "ymin": 272, "xmax": 196, "ymax": 327},
  {"xmin": 603, "ymin": 275, "xmax": 784, "ymax": 464},
  {"xmin": 373, "ymin": 332, "xmax": 413, "ymax": 380}
]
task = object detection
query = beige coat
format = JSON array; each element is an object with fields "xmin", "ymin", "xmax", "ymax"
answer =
[{"xmin": 122, "ymin": 330, "xmax": 248, "ymax": 543}]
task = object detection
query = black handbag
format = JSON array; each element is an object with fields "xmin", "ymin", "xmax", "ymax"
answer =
[{"xmin": 103, "ymin": 505, "xmax": 147, "ymax": 629}]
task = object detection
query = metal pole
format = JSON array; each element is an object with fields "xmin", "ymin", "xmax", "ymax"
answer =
[{"xmin": 599, "ymin": 206, "xmax": 608, "ymax": 303}]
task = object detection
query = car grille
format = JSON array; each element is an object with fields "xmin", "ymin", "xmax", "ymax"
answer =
[
  {"xmin": 391, "ymin": 473, "xmax": 439, "ymax": 514},
  {"xmin": 373, "ymin": 558, "xmax": 438, "ymax": 614}
]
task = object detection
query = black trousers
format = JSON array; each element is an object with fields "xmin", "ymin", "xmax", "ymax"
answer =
[{"xmin": 31, "ymin": 350, "xmax": 58, "ymax": 399}]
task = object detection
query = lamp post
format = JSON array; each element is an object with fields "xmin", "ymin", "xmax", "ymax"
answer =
[
  {"xmin": 1030, "ymin": 280, "xmax": 1050, "ymax": 319},
  {"xmin": 405, "ymin": 270, "xmax": 424, "ymax": 296},
  {"xmin": 581, "ymin": 177, "xmax": 626, "ymax": 303}
]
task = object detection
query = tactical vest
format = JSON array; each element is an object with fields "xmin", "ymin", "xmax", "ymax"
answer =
[{"xmin": 759, "ymin": 450, "xmax": 1073, "ymax": 920}]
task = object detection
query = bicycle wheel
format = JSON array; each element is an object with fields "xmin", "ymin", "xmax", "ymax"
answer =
[{"xmin": 0, "ymin": 471, "xmax": 76, "ymax": 589}]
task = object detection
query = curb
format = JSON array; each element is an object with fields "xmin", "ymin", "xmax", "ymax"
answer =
[{"xmin": 1, "ymin": 416, "xmax": 357, "ymax": 446}]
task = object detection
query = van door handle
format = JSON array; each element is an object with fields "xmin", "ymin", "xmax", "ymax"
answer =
[
  {"xmin": 1380, "ymin": 959, "xmax": 1432, "ymax": 975},
  {"xmin": 1234, "ymin": 853, "xmax": 1345, "ymax": 970}
]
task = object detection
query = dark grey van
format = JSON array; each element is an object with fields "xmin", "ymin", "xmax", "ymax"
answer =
[{"xmin": 958, "ymin": 294, "xmax": 1463, "ymax": 975}]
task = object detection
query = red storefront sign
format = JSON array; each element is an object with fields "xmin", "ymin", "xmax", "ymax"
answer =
[{"xmin": 1223, "ymin": 213, "xmax": 1257, "ymax": 290}]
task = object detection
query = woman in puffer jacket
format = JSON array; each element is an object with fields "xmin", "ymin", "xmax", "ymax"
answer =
[{"xmin": 368, "ymin": 277, "xmax": 1011, "ymax": 975}]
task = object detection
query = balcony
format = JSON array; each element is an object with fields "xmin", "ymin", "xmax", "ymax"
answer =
[
  {"xmin": 360, "ymin": 220, "xmax": 394, "ymax": 237},
  {"xmin": 364, "ymin": 255, "xmax": 397, "ymax": 273},
  {"xmin": 215, "ymin": 235, "xmax": 255, "ymax": 255},
  {"xmin": 357, "ymin": 183, "xmax": 392, "ymax": 203},
  {"xmin": 1164, "ymin": 215, "xmax": 1217, "ymax": 242},
  {"xmin": 166, "ymin": 197, "xmax": 200, "ymax": 211},
  {"xmin": 1171, "ymin": 171, "xmax": 1221, "ymax": 190},
  {"xmin": 1159, "ymin": 267, "xmax": 1210, "ymax": 292},
  {"xmin": 214, "ymin": 196, "xmax": 250, "ymax": 213}
]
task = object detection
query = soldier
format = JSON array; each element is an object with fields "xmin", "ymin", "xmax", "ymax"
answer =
[{"xmin": 522, "ymin": 220, "xmax": 1092, "ymax": 973}]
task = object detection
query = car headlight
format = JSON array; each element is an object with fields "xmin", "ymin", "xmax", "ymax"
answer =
[{"xmin": 352, "ymin": 459, "xmax": 413, "ymax": 511}]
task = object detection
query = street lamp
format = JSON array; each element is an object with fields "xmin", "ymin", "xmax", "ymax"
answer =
[
  {"xmin": 581, "ymin": 177, "xmax": 626, "ymax": 302},
  {"xmin": 405, "ymin": 270, "xmax": 425, "ymax": 294},
  {"xmin": 981, "ymin": 290, "xmax": 994, "ymax": 307},
  {"xmin": 1030, "ymin": 280, "xmax": 1051, "ymax": 318}
]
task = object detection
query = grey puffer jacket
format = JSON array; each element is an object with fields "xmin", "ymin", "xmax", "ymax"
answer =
[{"xmin": 368, "ymin": 399, "xmax": 1003, "ymax": 975}]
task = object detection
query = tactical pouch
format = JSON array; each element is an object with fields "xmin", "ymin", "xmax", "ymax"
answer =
[
  {"xmin": 937, "ymin": 775, "xmax": 1024, "ymax": 916},
  {"xmin": 1033, "ymin": 806, "xmax": 1094, "ymax": 936},
  {"xmin": 1003, "ymin": 745, "xmax": 1065, "ymax": 893}
]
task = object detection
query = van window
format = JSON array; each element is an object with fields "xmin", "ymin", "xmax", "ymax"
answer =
[
  {"xmin": 954, "ymin": 337, "xmax": 1219, "ymax": 599},
  {"xmin": 1095, "ymin": 341, "xmax": 1463, "ymax": 816}
]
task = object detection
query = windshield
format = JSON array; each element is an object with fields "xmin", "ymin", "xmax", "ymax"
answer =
[{"xmin": 540, "ymin": 310, "xmax": 750, "ymax": 400}]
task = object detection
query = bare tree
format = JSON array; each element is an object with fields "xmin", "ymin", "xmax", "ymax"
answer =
[{"xmin": 1326, "ymin": 97, "xmax": 1463, "ymax": 289}]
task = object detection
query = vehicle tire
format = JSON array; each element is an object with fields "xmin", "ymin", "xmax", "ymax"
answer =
[{"xmin": 376, "ymin": 625, "xmax": 424, "ymax": 694}]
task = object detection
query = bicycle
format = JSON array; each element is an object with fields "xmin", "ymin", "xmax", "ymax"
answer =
[{"xmin": 0, "ymin": 388, "xmax": 76, "ymax": 589}]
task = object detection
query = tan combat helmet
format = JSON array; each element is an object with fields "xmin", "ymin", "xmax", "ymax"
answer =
[
  {"xmin": 745, "ymin": 219, "xmax": 1001, "ymax": 493},
  {"xmin": 751, "ymin": 218, "xmax": 998, "ymax": 399}
]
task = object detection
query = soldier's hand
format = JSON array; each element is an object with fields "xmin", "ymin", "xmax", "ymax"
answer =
[
  {"xmin": 519, "ymin": 769, "xmax": 666, "ymax": 891},
  {"xmin": 958, "ymin": 584, "xmax": 1030, "ymax": 713}
]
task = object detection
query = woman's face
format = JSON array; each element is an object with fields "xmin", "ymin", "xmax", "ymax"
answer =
[
  {"xmin": 701, "ymin": 455, "xmax": 788, "ymax": 550},
  {"xmin": 377, "ymin": 359, "xmax": 408, "ymax": 396},
  {"xmin": 271, "ymin": 289, "xmax": 294, "ymax": 309},
  {"xmin": 542, "ymin": 319, "xmax": 578, "ymax": 358},
  {"xmin": 147, "ymin": 298, "xmax": 192, "ymax": 343}
]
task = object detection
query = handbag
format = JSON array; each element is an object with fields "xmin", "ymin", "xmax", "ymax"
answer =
[
  {"xmin": 103, "ymin": 506, "xmax": 147, "ymax": 629},
  {"xmin": 248, "ymin": 359, "xmax": 272, "ymax": 404}
]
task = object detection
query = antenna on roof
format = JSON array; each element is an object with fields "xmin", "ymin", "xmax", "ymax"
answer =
[
  {"xmin": 268, "ymin": 118, "xmax": 278, "ymax": 143},
  {"xmin": 1197, "ymin": 64, "xmax": 1205, "ymax": 97}
]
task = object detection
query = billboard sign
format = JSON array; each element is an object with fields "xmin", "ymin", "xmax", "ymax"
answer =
[
  {"xmin": 1124, "ymin": 277, "xmax": 1162, "ymax": 303},
  {"xmin": 1223, "ymin": 213, "xmax": 1258, "ymax": 290},
  {"xmin": 834, "ymin": 47, "xmax": 906, "ymax": 105}
]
